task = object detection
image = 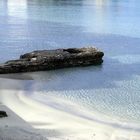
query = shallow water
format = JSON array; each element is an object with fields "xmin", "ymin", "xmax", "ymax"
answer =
[{"xmin": 0, "ymin": 0, "xmax": 140, "ymax": 125}]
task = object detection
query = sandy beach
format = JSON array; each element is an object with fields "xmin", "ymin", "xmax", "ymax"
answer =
[
  {"xmin": 0, "ymin": 104, "xmax": 47, "ymax": 140},
  {"xmin": 0, "ymin": 85, "xmax": 140, "ymax": 140}
]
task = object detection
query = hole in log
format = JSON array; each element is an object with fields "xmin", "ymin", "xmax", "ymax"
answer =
[{"xmin": 64, "ymin": 48, "xmax": 82, "ymax": 54}]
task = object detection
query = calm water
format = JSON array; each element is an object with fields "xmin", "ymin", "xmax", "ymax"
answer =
[{"xmin": 0, "ymin": 0, "xmax": 140, "ymax": 124}]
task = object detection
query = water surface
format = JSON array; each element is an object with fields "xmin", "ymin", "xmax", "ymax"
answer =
[{"xmin": 0, "ymin": 0, "xmax": 140, "ymax": 126}]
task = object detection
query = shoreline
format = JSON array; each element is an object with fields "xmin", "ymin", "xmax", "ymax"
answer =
[{"xmin": 0, "ymin": 87, "xmax": 140, "ymax": 140}]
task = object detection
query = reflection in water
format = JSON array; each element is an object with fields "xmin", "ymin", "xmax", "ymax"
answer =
[
  {"xmin": 7, "ymin": 0, "xmax": 27, "ymax": 18},
  {"xmin": 94, "ymin": 0, "xmax": 109, "ymax": 6},
  {"xmin": 0, "ymin": 0, "xmax": 139, "ymax": 41}
]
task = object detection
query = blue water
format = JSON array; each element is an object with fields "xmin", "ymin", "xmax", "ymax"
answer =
[{"xmin": 0, "ymin": 0, "xmax": 140, "ymax": 124}]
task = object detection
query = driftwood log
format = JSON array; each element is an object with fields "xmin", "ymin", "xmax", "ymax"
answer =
[{"xmin": 0, "ymin": 47, "xmax": 104, "ymax": 74}]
